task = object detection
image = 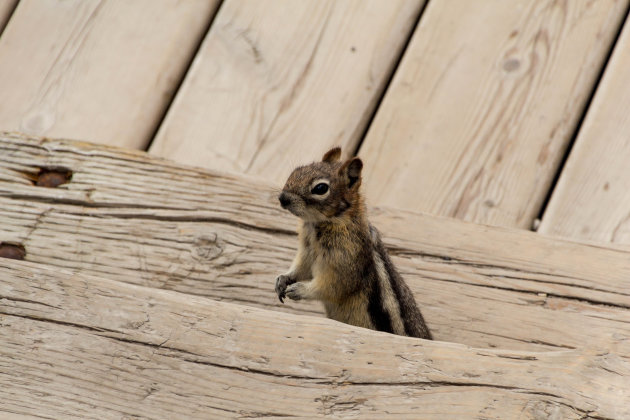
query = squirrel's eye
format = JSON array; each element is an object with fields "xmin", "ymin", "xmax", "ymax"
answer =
[{"xmin": 311, "ymin": 183, "xmax": 329, "ymax": 195}]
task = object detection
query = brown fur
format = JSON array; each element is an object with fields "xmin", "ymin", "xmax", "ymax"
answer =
[{"xmin": 275, "ymin": 147, "xmax": 431, "ymax": 339}]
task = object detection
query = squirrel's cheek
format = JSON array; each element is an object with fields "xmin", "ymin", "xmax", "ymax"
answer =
[{"xmin": 289, "ymin": 203, "xmax": 308, "ymax": 218}]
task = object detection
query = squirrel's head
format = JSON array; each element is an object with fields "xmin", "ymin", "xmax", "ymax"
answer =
[{"xmin": 278, "ymin": 147, "xmax": 363, "ymax": 222}]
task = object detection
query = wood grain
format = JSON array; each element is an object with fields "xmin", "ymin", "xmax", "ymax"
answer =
[
  {"xmin": 149, "ymin": 0, "xmax": 424, "ymax": 183},
  {"xmin": 1, "ymin": 259, "xmax": 628, "ymax": 419},
  {"xmin": 1, "ymin": 133, "xmax": 629, "ymax": 356},
  {"xmin": 359, "ymin": 0, "xmax": 629, "ymax": 229},
  {"xmin": 539, "ymin": 17, "xmax": 630, "ymax": 245},
  {"xmin": 0, "ymin": 0, "xmax": 17, "ymax": 32},
  {"xmin": 0, "ymin": 0, "xmax": 219, "ymax": 149}
]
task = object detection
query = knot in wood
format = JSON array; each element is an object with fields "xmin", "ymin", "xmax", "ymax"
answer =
[
  {"xmin": 35, "ymin": 168, "xmax": 73, "ymax": 188},
  {"xmin": 502, "ymin": 58, "xmax": 520, "ymax": 72},
  {"xmin": 0, "ymin": 243, "xmax": 26, "ymax": 260},
  {"xmin": 193, "ymin": 234, "xmax": 224, "ymax": 260}
]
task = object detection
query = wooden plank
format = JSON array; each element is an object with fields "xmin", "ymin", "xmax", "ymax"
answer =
[
  {"xmin": 149, "ymin": 0, "xmax": 424, "ymax": 183},
  {"xmin": 358, "ymin": 0, "xmax": 629, "ymax": 229},
  {"xmin": 0, "ymin": 0, "xmax": 17, "ymax": 33},
  {"xmin": 0, "ymin": 0, "xmax": 219, "ymax": 149},
  {"xmin": 1, "ymin": 133, "xmax": 629, "ymax": 356},
  {"xmin": 539, "ymin": 17, "xmax": 630, "ymax": 245},
  {"xmin": 1, "ymin": 259, "xmax": 628, "ymax": 419}
]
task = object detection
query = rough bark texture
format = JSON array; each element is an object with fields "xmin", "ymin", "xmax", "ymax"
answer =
[
  {"xmin": 0, "ymin": 133, "xmax": 629, "ymax": 356},
  {"xmin": 1, "ymin": 259, "xmax": 628, "ymax": 419}
]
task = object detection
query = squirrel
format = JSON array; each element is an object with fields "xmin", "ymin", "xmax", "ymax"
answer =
[{"xmin": 274, "ymin": 147, "xmax": 432, "ymax": 339}]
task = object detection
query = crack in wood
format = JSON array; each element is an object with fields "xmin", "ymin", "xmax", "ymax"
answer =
[
  {"xmin": 0, "ymin": 194, "xmax": 295, "ymax": 236},
  {"xmin": 0, "ymin": 307, "xmax": 591, "ymax": 412},
  {"xmin": 390, "ymin": 248, "xmax": 630, "ymax": 307}
]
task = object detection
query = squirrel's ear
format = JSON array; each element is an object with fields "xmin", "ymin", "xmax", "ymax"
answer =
[
  {"xmin": 322, "ymin": 147, "xmax": 342, "ymax": 163},
  {"xmin": 339, "ymin": 157, "xmax": 363, "ymax": 189}
]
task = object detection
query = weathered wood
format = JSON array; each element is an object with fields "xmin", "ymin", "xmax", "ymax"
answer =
[
  {"xmin": 150, "ymin": 0, "xmax": 424, "ymax": 183},
  {"xmin": 539, "ymin": 17, "xmax": 630, "ymax": 245},
  {"xmin": 0, "ymin": 0, "xmax": 219, "ymax": 149},
  {"xmin": 1, "ymin": 259, "xmax": 628, "ymax": 419},
  {"xmin": 1, "ymin": 133, "xmax": 629, "ymax": 356},
  {"xmin": 0, "ymin": 0, "xmax": 17, "ymax": 32},
  {"xmin": 359, "ymin": 0, "xmax": 629, "ymax": 229}
]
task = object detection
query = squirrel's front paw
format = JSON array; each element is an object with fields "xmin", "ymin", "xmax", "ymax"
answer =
[
  {"xmin": 275, "ymin": 274, "xmax": 295, "ymax": 303},
  {"xmin": 285, "ymin": 282, "xmax": 306, "ymax": 301}
]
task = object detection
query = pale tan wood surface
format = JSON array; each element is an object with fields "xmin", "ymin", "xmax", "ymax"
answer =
[
  {"xmin": 150, "ymin": 0, "xmax": 424, "ymax": 183},
  {"xmin": 1, "ymin": 133, "xmax": 629, "ymax": 356},
  {"xmin": 359, "ymin": 0, "xmax": 629, "ymax": 229},
  {"xmin": 0, "ymin": 0, "xmax": 17, "ymax": 32},
  {"xmin": 0, "ymin": 0, "xmax": 219, "ymax": 149},
  {"xmin": 1, "ymin": 259, "xmax": 628, "ymax": 419},
  {"xmin": 539, "ymin": 18, "xmax": 630, "ymax": 245}
]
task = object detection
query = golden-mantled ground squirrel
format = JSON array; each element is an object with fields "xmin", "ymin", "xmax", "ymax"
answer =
[{"xmin": 275, "ymin": 147, "xmax": 432, "ymax": 339}]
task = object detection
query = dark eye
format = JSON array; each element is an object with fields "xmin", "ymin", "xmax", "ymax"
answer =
[{"xmin": 311, "ymin": 183, "xmax": 329, "ymax": 195}]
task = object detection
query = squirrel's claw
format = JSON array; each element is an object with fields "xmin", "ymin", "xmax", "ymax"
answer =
[{"xmin": 275, "ymin": 274, "xmax": 293, "ymax": 304}]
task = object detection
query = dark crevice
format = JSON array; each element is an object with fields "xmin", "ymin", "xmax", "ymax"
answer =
[
  {"xmin": 408, "ymin": 272, "xmax": 630, "ymax": 310},
  {"xmin": 0, "ymin": 295, "xmax": 61, "ymax": 310},
  {"xmin": 34, "ymin": 167, "xmax": 73, "ymax": 188},
  {"xmin": 0, "ymin": 410, "xmax": 56, "ymax": 420},
  {"xmin": 535, "ymin": 4, "xmax": 630, "ymax": 229},
  {"xmin": 467, "ymin": 329, "xmax": 575, "ymax": 350},
  {"xmin": 0, "ymin": 0, "xmax": 19, "ymax": 39},
  {"xmin": 91, "ymin": 212, "xmax": 296, "ymax": 237},
  {"xmin": 388, "ymin": 246, "xmax": 630, "ymax": 296},
  {"xmin": 1, "ymin": 311, "xmax": 120, "ymax": 334},
  {"xmin": 143, "ymin": 0, "xmax": 225, "ymax": 151},
  {"xmin": 0, "ymin": 242, "xmax": 26, "ymax": 260},
  {"xmin": 351, "ymin": 0, "xmax": 431, "ymax": 157},
  {"xmin": 1, "ymin": 193, "xmax": 296, "ymax": 236},
  {"xmin": 1, "ymin": 193, "xmax": 192, "ymax": 210}
]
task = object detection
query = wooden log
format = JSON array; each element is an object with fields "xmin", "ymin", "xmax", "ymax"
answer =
[
  {"xmin": 358, "ymin": 0, "xmax": 629, "ymax": 229},
  {"xmin": 149, "ymin": 0, "xmax": 425, "ymax": 183},
  {"xmin": 539, "ymin": 17, "xmax": 630, "ymax": 245},
  {"xmin": 0, "ymin": 259, "xmax": 628, "ymax": 419},
  {"xmin": 0, "ymin": 133, "xmax": 629, "ymax": 356},
  {"xmin": 0, "ymin": 0, "xmax": 17, "ymax": 33},
  {"xmin": 0, "ymin": 0, "xmax": 219, "ymax": 149}
]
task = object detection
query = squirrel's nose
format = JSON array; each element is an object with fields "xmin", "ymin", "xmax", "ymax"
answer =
[{"xmin": 279, "ymin": 192, "xmax": 291, "ymax": 208}]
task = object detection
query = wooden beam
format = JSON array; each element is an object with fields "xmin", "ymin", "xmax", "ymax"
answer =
[
  {"xmin": 149, "ymin": 0, "xmax": 425, "ymax": 183},
  {"xmin": 1, "ymin": 133, "xmax": 629, "ymax": 356},
  {"xmin": 0, "ymin": 0, "xmax": 219, "ymax": 149},
  {"xmin": 539, "ymin": 17, "xmax": 630, "ymax": 245},
  {"xmin": 0, "ymin": 259, "xmax": 627, "ymax": 419},
  {"xmin": 0, "ymin": 0, "xmax": 17, "ymax": 33},
  {"xmin": 358, "ymin": 0, "xmax": 629, "ymax": 229}
]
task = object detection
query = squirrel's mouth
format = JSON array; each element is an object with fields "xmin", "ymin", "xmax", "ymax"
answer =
[
  {"xmin": 278, "ymin": 192, "xmax": 303, "ymax": 217},
  {"xmin": 284, "ymin": 205, "xmax": 301, "ymax": 217},
  {"xmin": 278, "ymin": 192, "xmax": 326, "ymax": 221}
]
